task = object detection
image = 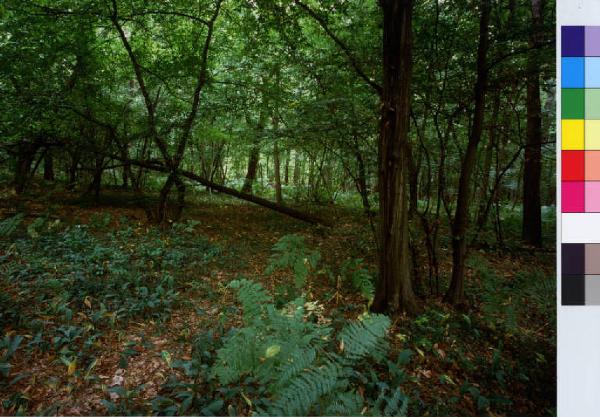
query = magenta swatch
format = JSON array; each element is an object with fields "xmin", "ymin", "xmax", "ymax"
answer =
[{"xmin": 563, "ymin": 181, "xmax": 585, "ymax": 212}]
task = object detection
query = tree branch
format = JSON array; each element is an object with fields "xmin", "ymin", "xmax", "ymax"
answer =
[
  {"xmin": 175, "ymin": 0, "xmax": 224, "ymax": 165},
  {"xmin": 109, "ymin": 0, "xmax": 171, "ymax": 165},
  {"xmin": 294, "ymin": 0, "xmax": 382, "ymax": 96}
]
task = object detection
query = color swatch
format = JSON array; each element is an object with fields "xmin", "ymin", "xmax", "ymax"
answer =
[
  {"xmin": 562, "ymin": 26, "xmax": 600, "ymax": 213},
  {"xmin": 560, "ymin": 26, "xmax": 600, "ymax": 306},
  {"xmin": 561, "ymin": 244, "xmax": 600, "ymax": 305}
]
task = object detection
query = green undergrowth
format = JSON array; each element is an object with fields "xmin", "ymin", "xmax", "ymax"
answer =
[
  {"xmin": 107, "ymin": 279, "xmax": 410, "ymax": 416},
  {"xmin": 0, "ymin": 212, "xmax": 555, "ymax": 416},
  {"xmin": 0, "ymin": 212, "xmax": 220, "ymax": 409},
  {"xmin": 399, "ymin": 254, "xmax": 556, "ymax": 416}
]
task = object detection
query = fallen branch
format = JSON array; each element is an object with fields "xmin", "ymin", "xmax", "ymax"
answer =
[{"xmin": 125, "ymin": 159, "xmax": 330, "ymax": 226}]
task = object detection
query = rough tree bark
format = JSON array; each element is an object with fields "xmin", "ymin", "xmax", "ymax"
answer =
[
  {"xmin": 522, "ymin": 0, "xmax": 544, "ymax": 247},
  {"xmin": 445, "ymin": 0, "xmax": 491, "ymax": 306},
  {"xmin": 371, "ymin": 0, "xmax": 417, "ymax": 314}
]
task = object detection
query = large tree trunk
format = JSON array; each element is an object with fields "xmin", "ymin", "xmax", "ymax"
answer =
[
  {"xmin": 522, "ymin": 0, "xmax": 544, "ymax": 247},
  {"xmin": 445, "ymin": 0, "xmax": 491, "ymax": 306},
  {"xmin": 371, "ymin": 0, "xmax": 417, "ymax": 314}
]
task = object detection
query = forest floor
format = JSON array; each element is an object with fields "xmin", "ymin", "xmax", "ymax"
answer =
[{"xmin": 0, "ymin": 183, "xmax": 555, "ymax": 417}]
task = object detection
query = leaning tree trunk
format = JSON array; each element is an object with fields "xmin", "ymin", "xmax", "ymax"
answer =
[
  {"xmin": 522, "ymin": 0, "xmax": 544, "ymax": 247},
  {"xmin": 445, "ymin": 0, "xmax": 491, "ymax": 306},
  {"xmin": 371, "ymin": 0, "xmax": 417, "ymax": 314}
]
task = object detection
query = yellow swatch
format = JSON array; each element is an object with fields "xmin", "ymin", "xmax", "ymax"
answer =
[{"xmin": 562, "ymin": 119, "xmax": 585, "ymax": 150}]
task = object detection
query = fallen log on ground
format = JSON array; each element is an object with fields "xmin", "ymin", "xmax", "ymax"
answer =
[{"xmin": 124, "ymin": 158, "xmax": 329, "ymax": 226}]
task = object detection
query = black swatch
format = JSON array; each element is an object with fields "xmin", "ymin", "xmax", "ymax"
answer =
[{"xmin": 562, "ymin": 274, "xmax": 585, "ymax": 305}]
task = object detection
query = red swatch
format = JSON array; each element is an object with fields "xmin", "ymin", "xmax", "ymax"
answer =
[{"xmin": 562, "ymin": 150, "xmax": 585, "ymax": 181}]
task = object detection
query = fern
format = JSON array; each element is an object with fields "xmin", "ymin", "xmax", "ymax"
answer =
[
  {"xmin": 341, "ymin": 258, "xmax": 375, "ymax": 303},
  {"xmin": 277, "ymin": 347, "xmax": 317, "ymax": 386},
  {"xmin": 371, "ymin": 387, "xmax": 409, "ymax": 417},
  {"xmin": 228, "ymin": 279, "xmax": 272, "ymax": 322},
  {"xmin": 0, "ymin": 213, "xmax": 24, "ymax": 238},
  {"xmin": 324, "ymin": 391, "xmax": 364, "ymax": 416},
  {"xmin": 267, "ymin": 361, "xmax": 342, "ymax": 416},
  {"xmin": 213, "ymin": 280, "xmax": 396, "ymax": 416},
  {"xmin": 265, "ymin": 234, "xmax": 321, "ymax": 289},
  {"xmin": 338, "ymin": 314, "xmax": 390, "ymax": 361}
]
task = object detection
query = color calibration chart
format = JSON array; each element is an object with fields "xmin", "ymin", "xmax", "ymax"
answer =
[{"xmin": 561, "ymin": 26, "xmax": 600, "ymax": 305}]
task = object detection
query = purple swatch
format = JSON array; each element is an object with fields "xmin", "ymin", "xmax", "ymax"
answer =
[
  {"xmin": 586, "ymin": 27, "xmax": 600, "ymax": 56},
  {"xmin": 563, "ymin": 26, "xmax": 585, "ymax": 57}
]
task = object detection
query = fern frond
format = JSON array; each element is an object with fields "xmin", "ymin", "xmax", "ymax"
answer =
[
  {"xmin": 338, "ymin": 314, "xmax": 390, "ymax": 361},
  {"xmin": 371, "ymin": 387, "xmax": 409, "ymax": 417},
  {"xmin": 268, "ymin": 361, "xmax": 341, "ymax": 416},
  {"xmin": 229, "ymin": 279, "xmax": 272, "ymax": 322},
  {"xmin": 324, "ymin": 391, "xmax": 363, "ymax": 416},
  {"xmin": 277, "ymin": 347, "xmax": 317, "ymax": 387}
]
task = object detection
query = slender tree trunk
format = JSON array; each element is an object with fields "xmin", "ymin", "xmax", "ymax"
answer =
[
  {"xmin": 293, "ymin": 151, "xmax": 301, "ymax": 186},
  {"xmin": 67, "ymin": 151, "xmax": 79, "ymax": 191},
  {"xmin": 354, "ymin": 149, "xmax": 372, "ymax": 214},
  {"xmin": 445, "ymin": 0, "xmax": 491, "ymax": 306},
  {"xmin": 475, "ymin": 92, "xmax": 500, "ymax": 232},
  {"xmin": 274, "ymin": 141, "xmax": 283, "ymax": 203},
  {"xmin": 284, "ymin": 149, "xmax": 291, "ymax": 185},
  {"xmin": 43, "ymin": 150, "xmax": 54, "ymax": 181},
  {"xmin": 88, "ymin": 156, "xmax": 104, "ymax": 202},
  {"xmin": 371, "ymin": 0, "xmax": 417, "ymax": 314},
  {"xmin": 522, "ymin": 0, "xmax": 544, "ymax": 247}
]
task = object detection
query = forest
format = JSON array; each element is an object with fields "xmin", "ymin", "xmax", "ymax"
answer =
[{"xmin": 0, "ymin": 0, "xmax": 556, "ymax": 416}]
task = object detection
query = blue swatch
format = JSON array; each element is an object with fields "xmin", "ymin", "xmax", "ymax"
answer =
[{"xmin": 563, "ymin": 57, "xmax": 585, "ymax": 88}]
